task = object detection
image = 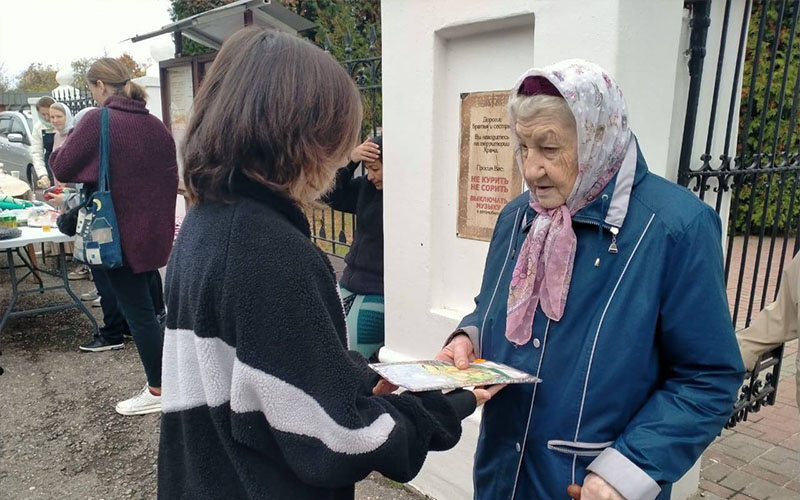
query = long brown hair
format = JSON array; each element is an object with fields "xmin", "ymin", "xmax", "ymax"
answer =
[
  {"xmin": 87, "ymin": 58, "xmax": 147, "ymax": 102},
  {"xmin": 182, "ymin": 28, "xmax": 363, "ymax": 206}
]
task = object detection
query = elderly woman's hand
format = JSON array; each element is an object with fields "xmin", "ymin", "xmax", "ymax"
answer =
[
  {"xmin": 567, "ymin": 473, "xmax": 624, "ymax": 500},
  {"xmin": 37, "ymin": 175, "xmax": 51, "ymax": 189},
  {"xmin": 435, "ymin": 333, "xmax": 475, "ymax": 369}
]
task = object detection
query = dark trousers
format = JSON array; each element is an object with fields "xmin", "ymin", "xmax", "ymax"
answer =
[
  {"xmin": 93, "ymin": 269, "xmax": 164, "ymax": 343},
  {"xmin": 97, "ymin": 267, "xmax": 165, "ymax": 388}
]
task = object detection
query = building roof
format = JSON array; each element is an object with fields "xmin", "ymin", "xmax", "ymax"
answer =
[{"xmin": 130, "ymin": 0, "xmax": 316, "ymax": 50}]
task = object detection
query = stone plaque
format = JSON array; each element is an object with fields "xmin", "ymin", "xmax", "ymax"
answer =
[{"xmin": 457, "ymin": 90, "xmax": 523, "ymax": 241}]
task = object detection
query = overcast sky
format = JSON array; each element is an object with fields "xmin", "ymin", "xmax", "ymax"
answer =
[{"xmin": 0, "ymin": 0, "xmax": 173, "ymax": 81}]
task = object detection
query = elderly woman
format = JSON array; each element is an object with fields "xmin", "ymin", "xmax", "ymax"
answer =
[{"xmin": 437, "ymin": 60, "xmax": 744, "ymax": 500}]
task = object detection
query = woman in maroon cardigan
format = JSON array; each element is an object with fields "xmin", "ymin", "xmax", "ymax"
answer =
[{"xmin": 51, "ymin": 58, "xmax": 178, "ymax": 416}]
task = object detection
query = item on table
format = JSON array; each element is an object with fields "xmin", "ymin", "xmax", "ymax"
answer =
[
  {"xmin": 368, "ymin": 359, "xmax": 542, "ymax": 392},
  {"xmin": 0, "ymin": 227, "xmax": 22, "ymax": 240},
  {"xmin": 27, "ymin": 207, "xmax": 56, "ymax": 227}
]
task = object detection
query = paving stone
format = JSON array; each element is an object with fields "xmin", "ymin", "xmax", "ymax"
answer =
[
  {"xmin": 724, "ymin": 433, "xmax": 774, "ymax": 451},
  {"xmin": 720, "ymin": 470, "xmax": 760, "ymax": 491},
  {"xmin": 741, "ymin": 463, "xmax": 792, "ymax": 486},
  {"xmin": 741, "ymin": 478, "xmax": 779, "ymax": 500},
  {"xmin": 752, "ymin": 457, "xmax": 800, "ymax": 479},
  {"xmin": 766, "ymin": 490, "xmax": 800, "ymax": 500},
  {"xmin": 704, "ymin": 462, "xmax": 736, "ymax": 482},
  {"xmin": 698, "ymin": 478, "xmax": 736, "ymax": 499},
  {"xmin": 717, "ymin": 443, "xmax": 769, "ymax": 463}
]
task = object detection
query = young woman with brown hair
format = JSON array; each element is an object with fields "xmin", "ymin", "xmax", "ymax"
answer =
[
  {"xmin": 158, "ymin": 28, "xmax": 495, "ymax": 499},
  {"xmin": 50, "ymin": 58, "xmax": 178, "ymax": 416}
]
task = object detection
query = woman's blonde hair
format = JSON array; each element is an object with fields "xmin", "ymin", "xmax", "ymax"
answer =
[
  {"xmin": 49, "ymin": 102, "xmax": 68, "ymax": 116},
  {"xmin": 182, "ymin": 28, "xmax": 363, "ymax": 207},
  {"xmin": 509, "ymin": 93, "xmax": 574, "ymax": 128},
  {"xmin": 87, "ymin": 58, "xmax": 147, "ymax": 102}
]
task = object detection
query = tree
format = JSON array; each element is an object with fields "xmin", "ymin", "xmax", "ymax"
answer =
[
  {"xmin": 71, "ymin": 57, "xmax": 97, "ymax": 89},
  {"xmin": 169, "ymin": 0, "xmax": 236, "ymax": 55},
  {"xmin": 0, "ymin": 63, "xmax": 11, "ymax": 93},
  {"xmin": 733, "ymin": 1, "xmax": 800, "ymax": 234},
  {"xmin": 116, "ymin": 53, "xmax": 148, "ymax": 79},
  {"xmin": 71, "ymin": 54, "xmax": 147, "ymax": 89},
  {"xmin": 15, "ymin": 63, "xmax": 57, "ymax": 92}
]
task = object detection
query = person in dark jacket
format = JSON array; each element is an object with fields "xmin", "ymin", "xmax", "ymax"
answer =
[
  {"xmin": 324, "ymin": 135, "xmax": 385, "ymax": 359},
  {"xmin": 158, "ymin": 28, "xmax": 499, "ymax": 500},
  {"xmin": 50, "ymin": 58, "xmax": 178, "ymax": 416},
  {"xmin": 437, "ymin": 60, "xmax": 745, "ymax": 500}
]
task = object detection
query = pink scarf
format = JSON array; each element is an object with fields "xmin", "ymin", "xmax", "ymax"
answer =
[{"xmin": 505, "ymin": 60, "xmax": 632, "ymax": 346}]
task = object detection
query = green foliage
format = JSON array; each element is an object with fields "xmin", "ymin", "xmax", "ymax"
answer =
[
  {"xmin": 169, "ymin": 0, "xmax": 236, "ymax": 55},
  {"xmin": 734, "ymin": 1, "xmax": 800, "ymax": 234},
  {"xmin": 15, "ymin": 63, "xmax": 57, "ymax": 92},
  {"xmin": 71, "ymin": 54, "xmax": 147, "ymax": 90},
  {"xmin": 167, "ymin": 0, "xmax": 382, "ymax": 138},
  {"xmin": 70, "ymin": 57, "xmax": 96, "ymax": 89}
]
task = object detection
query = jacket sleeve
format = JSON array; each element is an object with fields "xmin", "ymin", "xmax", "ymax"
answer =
[
  {"xmin": 322, "ymin": 161, "xmax": 363, "ymax": 214},
  {"xmin": 587, "ymin": 207, "xmax": 745, "ymax": 500},
  {"xmin": 49, "ymin": 110, "xmax": 100, "ymax": 184},
  {"xmin": 736, "ymin": 256, "xmax": 799, "ymax": 369},
  {"xmin": 30, "ymin": 123, "xmax": 48, "ymax": 178},
  {"xmin": 222, "ymin": 236, "xmax": 476, "ymax": 489}
]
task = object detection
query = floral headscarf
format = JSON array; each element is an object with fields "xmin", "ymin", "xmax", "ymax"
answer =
[{"xmin": 505, "ymin": 59, "xmax": 633, "ymax": 346}]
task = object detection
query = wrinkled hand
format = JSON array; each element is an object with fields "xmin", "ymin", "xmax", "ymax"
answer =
[
  {"xmin": 435, "ymin": 333, "xmax": 475, "ymax": 369},
  {"xmin": 37, "ymin": 175, "xmax": 51, "ymax": 189},
  {"xmin": 567, "ymin": 473, "xmax": 624, "ymax": 500},
  {"xmin": 350, "ymin": 138, "xmax": 381, "ymax": 163}
]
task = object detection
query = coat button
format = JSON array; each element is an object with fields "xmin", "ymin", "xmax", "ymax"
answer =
[
  {"xmin": 533, "ymin": 338, "xmax": 541, "ymax": 348},
  {"xmin": 515, "ymin": 442, "xmax": 521, "ymax": 453}
]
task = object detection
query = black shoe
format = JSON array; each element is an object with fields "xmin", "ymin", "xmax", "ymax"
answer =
[
  {"xmin": 79, "ymin": 337, "xmax": 124, "ymax": 352},
  {"xmin": 123, "ymin": 331, "xmax": 133, "ymax": 339}
]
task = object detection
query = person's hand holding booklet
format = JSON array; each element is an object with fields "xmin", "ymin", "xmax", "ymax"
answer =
[{"xmin": 368, "ymin": 359, "xmax": 541, "ymax": 392}]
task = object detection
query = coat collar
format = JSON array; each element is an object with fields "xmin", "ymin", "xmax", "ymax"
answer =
[
  {"xmin": 104, "ymin": 96, "xmax": 149, "ymax": 114},
  {"xmin": 230, "ymin": 172, "xmax": 311, "ymax": 238}
]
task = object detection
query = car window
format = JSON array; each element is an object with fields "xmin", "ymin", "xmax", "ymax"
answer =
[
  {"xmin": 10, "ymin": 118, "xmax": 26, "ymax": 135},
  {"xmin": 0, "ymin": 118, "xmax": 11, "ymax": 137}
]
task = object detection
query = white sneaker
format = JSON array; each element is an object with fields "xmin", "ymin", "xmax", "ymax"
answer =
[
  {"xmin": 115, "ymin": 386, "xmax": 161, "ymax": 416},
  {"xmin": 91, "ymin": 297, "xmax": 102, "ymax": 308},
  {"xmin": 81, "ymin": 289, "xmax": 98, "ymax": 301}
]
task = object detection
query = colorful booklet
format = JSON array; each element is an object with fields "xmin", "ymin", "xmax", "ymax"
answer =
[{"xmin": 368, "ymin": 359, "xmax": 541, "ymax": 392}]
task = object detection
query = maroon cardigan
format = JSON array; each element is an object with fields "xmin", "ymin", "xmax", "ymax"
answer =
[{"xmin": 51, "ymin": 96, "xmax": 178, "ymax": 274}]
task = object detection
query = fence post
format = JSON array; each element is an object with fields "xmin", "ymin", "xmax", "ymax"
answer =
[{"xmin": 677, "ymin": 0, "xmax": 712, "ymax": 187}]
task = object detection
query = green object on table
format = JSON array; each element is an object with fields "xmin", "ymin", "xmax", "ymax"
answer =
[{"xmin": 0, "ymin": 196, "xmax": 33, "ymax": 209}]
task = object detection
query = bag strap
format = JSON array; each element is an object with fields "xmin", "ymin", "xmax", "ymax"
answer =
[{"xmin": 98, "ymin": 107, "xmax": 110, "ymax": 191}]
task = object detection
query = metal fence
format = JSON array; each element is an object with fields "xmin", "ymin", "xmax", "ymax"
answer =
[
  {"xmin": 309, "ymin": 27, "xmax": 382, "ymax": 259},
  {"xmin": 51, "ymin": 87, "xmax": 96, "ymax": 116},
  {"xmin": 680, "ymin": 0, "xmax": 800, "ymax": 427}
]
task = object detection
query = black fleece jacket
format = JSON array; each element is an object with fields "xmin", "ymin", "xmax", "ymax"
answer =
[{"xmin": 158, "ymin": 175, "xmax": 475, "ymax": 499}]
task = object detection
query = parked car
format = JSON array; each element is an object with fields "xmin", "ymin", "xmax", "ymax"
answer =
[{"xmin": 0, "ymin": 111, "xmax": 35, "ymax": 186}]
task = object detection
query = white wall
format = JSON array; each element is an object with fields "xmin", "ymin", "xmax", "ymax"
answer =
[
  {"xmin": 381, "ymin": 0, "xmax": 702, "ymax": 499},
  {"xmin": 133, "ymin": 75, "xmax": 163, "ymax": 122}
]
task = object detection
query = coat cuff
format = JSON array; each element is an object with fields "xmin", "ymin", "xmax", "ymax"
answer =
[
  {"xmin": 445, "ymin": 389, "xmax": 478, "ymax": 420},
  {"xmin": 445, "ymin": 326, "xmax": 480, "ymax": 357},
  {"xmin": 587, "ymin": 448, "xmax": 660, "ymax": 500}
]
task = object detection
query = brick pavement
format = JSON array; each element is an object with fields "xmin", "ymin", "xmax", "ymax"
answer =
[{"xmin": 691, "ymin": 340, "xmax": 799, "ymax": 500}]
